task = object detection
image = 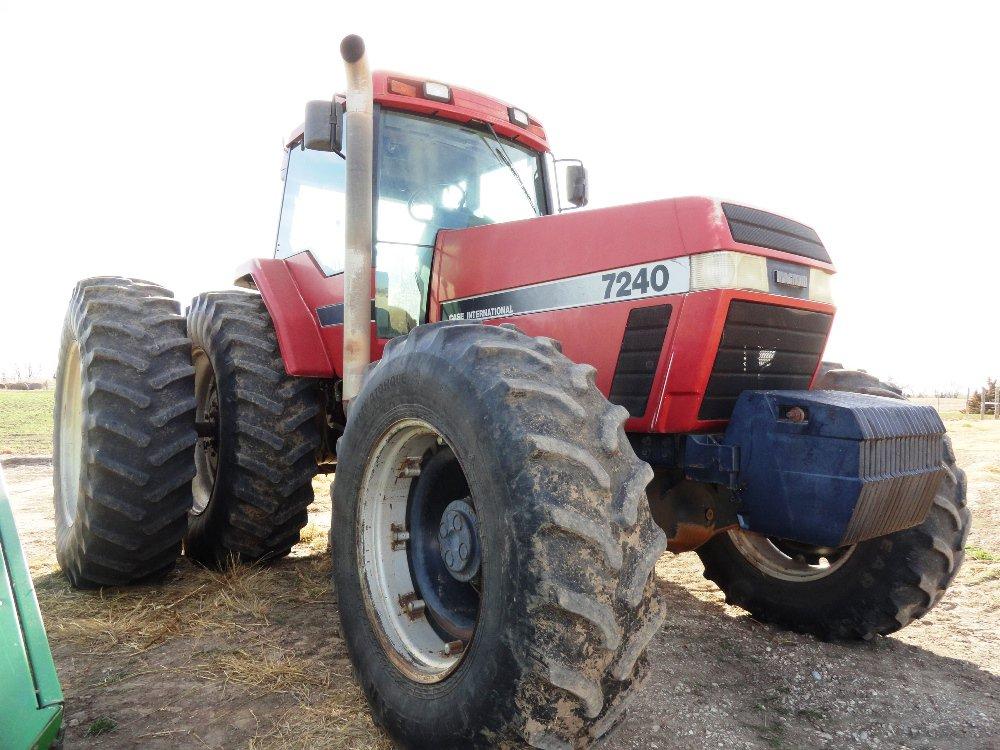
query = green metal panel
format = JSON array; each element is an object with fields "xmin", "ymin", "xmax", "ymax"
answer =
[{"xmin": 0, "ymin": 466, "xmax": 63, "ymax": 749}]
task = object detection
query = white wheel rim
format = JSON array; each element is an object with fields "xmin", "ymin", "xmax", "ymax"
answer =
[
  {"xmin": 57, "ymin": 341, "xmax": 84, "ymax": 526},
  {"xmin": 727, "ymin": 529, "xmax": 856, "ymax": 582},
  {"xmin": 357, "ymin": 419, "xmax": 469, "ymax": 683},
  {"xmin": 192, "ymin": 348, "xmax": 219, "ymax": 515}
]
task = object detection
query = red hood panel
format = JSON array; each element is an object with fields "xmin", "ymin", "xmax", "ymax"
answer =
[{"xmin": 433, "ymin": 197, "xmax": 832, "ymax": 304}]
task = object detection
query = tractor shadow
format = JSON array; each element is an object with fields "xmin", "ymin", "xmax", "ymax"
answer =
[{"xmin": 603, "ymin": 568, "xmax": 1000, "ymax": 748}]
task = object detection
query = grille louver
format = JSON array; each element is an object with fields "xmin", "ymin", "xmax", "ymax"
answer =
[
  {"xmin": 609, "ymin": 304, "xmax": 672, "ymax": 417},
  {"xmin": 699, "ymin": 301, "xmax": 832, "ymax": 420}
]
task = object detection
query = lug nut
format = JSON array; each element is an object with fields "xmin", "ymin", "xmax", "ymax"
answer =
[
  {"xmin": 403, "ymin": 597, "xmax": 426, "ymax": 618},
  {"xmin": 398, "ymin": 456, "xmax": 422, "ymax": 478},
  {"xmin": 391, "ymin": 526, "xmax": 410, "ymax": 550}
]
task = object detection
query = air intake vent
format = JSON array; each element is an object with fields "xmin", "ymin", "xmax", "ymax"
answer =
[
  {"xmin": 722, "ymin": 203, "xmax": 831, "ymax": 264},
  {"xmin": 609, "ymin": 304, "xmax": 672, "ymax": 417},
  {"xmin": 699, "ymin": 301, "xmax": 832, "ymax": 420}
]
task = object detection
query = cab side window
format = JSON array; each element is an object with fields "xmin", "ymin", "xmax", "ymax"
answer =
[{"xmin": 275, "ymin": 145, "xmax": 347, "ymax": 276}]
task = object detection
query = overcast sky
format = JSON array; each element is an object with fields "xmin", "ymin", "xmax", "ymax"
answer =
[{"xmin": 0, "ymin": 1, "xmax": 995, "ymax": 394}]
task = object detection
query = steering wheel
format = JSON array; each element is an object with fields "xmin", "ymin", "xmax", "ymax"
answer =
[{"xmin": 407, "ymin": 183, "xmax": 468, "ymax": 222}]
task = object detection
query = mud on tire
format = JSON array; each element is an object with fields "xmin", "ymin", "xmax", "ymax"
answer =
[
  {"xmin": 184, "ymin": 291, "xmax": 321, "ymax": 565},
  {"xmin": 54, "ymin": 277, "xmax": 196, "ymax": 588},
  {"xmin": 332, "ymin": 321, "xmax": 666, "ymax": 748},
  {"xmin": 697, "ymin": 367, "xmax": 971, "ymax": 640}
]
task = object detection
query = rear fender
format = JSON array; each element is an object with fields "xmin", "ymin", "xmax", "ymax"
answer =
[{"xmin": 235, "ymin": 259, "xmax": 335, "ymax": 377}]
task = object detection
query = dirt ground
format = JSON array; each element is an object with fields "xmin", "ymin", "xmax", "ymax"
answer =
[{"xmin": 4, "ymin": 417, "xmax": 998, "ymax": 749}]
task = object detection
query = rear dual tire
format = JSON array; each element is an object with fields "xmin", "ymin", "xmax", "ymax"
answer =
[
  {"xmin": 333, "ymin": 321, "xmax": 666, "ymax": 748},
  {"xmin": 53, "ymin": 282, "xmax": 322, "ymax": 587},
  {"xmin": 53, "ymin": 278, "xmax": 196, "ymax": 588},
  {"xmin": 184, "ymin": 291, "xmax": 322, "ymax": 565}
]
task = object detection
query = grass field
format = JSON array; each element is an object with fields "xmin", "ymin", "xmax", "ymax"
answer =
[{"xmin": 0, "ymin": 388, "xmax": 54, "ymax": 454}]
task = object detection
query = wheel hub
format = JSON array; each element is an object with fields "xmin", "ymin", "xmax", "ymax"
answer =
[{"xmin": 438, "ymin": 499, "xmax": 480, "ymax": 582}]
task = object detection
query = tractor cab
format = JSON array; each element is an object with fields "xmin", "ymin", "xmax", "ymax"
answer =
[{"xmin": 274, "ymin": 72, "xmax": 585, "ymax": 339}]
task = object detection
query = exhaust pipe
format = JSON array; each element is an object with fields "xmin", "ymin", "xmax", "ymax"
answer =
[{"xmin": 340, "ymin": 34, "xmax": 373, "ymax": 410}]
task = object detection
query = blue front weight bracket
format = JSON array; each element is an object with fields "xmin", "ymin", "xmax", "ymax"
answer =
[{"xmin": 682, "ymin": 390, "xmax": 946, "ymax": 548}]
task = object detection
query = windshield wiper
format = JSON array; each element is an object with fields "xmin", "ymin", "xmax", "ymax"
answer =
[{"xmin": 481, "ymin": 123, "xmax": 539, "ymax": 216}]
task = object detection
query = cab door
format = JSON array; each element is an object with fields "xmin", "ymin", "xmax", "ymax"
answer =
[{"xmin": 270, "ymin": 138, "xmax": 381, "ymax": 376}]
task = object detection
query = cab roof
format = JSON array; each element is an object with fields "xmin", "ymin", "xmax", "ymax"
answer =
[{"xmin": 286, "ymin": 70, "xmax": 549, "ymax": 153}]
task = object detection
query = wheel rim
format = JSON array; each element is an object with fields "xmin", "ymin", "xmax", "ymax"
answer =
[
  {"xmin": 357, "ymin": 419, "xmax": 481, "ymax": 683},
  {"xmin": 728, "ymin": 529, "xmax": 856, "ymax": 582},
  {"xmin": 192, "ymin": 348, "xmax": 220, "ymax": 515},
  {"xmin": 57, "ymin": 341, "xmax": 84, "ymax": 526}
]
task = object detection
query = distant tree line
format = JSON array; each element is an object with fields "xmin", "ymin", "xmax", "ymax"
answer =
[{"xmin": 0, "ymin": 362, "xmax": 53, "ymax": 387}]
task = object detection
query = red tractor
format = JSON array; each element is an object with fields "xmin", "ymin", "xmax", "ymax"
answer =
[{"xmin": 53, "ymin": 36, "xmax": 969, "ymax": 748}]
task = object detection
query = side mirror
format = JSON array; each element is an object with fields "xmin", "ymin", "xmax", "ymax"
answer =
[
  {"xmin": 566, "ymin": 165, "xmax": 589, "ymax": 207},
  {"xmin": 556, "ymin": 159, "xmax": 588, "ymax": 209},
  {"xmin": 304, "ymin": 99, "xmax": 345, "ymax": 153}
]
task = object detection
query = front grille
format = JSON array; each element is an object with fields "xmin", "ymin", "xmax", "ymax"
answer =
[
  {"xmin": 609, "ymin": 304, "xmax": 672, "ymax": 417},
  {"xmin": 722, "ymin": 203, "xmax": 831, "ymax": 264},
  {"xmin": 699, "ymin": 300, "xmax": 832, "ymax": 420}
]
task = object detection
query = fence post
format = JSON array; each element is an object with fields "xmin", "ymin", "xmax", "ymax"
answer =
[
  {"xmin": 994, "ymin": 383, "xmax": 999, "ymax": 420},
  {"xmin": 982, "ymin": 388, "xmax": 988, "ymax": 418}
]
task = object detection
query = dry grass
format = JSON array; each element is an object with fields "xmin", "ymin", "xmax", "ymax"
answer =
[
  {"xmin": 36, "ymin": 548, "xmax": 390, "ymax": 748},
  {"xmin": 39, "ymin": 558, "xmax": 282, "ymax": 651},
  {"xmin": 24, "ymin": 477, "xmax": 391, "ymax": 749},
  {"xmin": 248, "ymin": 693, "xmax": 391, "ymax": 750}
]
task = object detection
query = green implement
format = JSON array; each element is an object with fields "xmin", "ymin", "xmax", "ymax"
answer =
[{"xmin": 0, "ymin": 465, "xmax": 63, "ymax": 750}]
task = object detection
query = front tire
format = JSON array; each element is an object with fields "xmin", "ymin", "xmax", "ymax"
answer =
[
  {"xmin": 333, "ymin": 321, "xmax": 666, "ymax": 748},
  {"xmin": 697, "ymin": 368, "xmax": 971, "ymax": 640},
  {"xmin": 54, "ymin": 277, "xmax": 196, "ymax": 588},
  {"xmin": 184, "ymin": 291, "xmax": 321, "ymax": 565}
]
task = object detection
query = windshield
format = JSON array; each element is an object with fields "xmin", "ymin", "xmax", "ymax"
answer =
[{"xmin": 376, "ymin": 110, "xmax": 547, "ymax": 247}]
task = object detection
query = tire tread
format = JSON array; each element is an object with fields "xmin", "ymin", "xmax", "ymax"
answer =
[
  {"xmin": 54, "ymin": 277, "xmax": 195, "ymax": 588},
  {"xmin": 184, "ymin": 291, "xmax": 321, "ymax": 564}
]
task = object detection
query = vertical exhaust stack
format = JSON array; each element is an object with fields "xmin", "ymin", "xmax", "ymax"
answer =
[{"xmin": 340, "ymin": 34, "xmax": 373, "ymax": 409}]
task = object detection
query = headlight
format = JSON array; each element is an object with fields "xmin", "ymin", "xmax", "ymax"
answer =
[
  {"xmin": 809, "ymin": 267, "xmax": 834, "ymax": 303},
  {"xmin": 422, "ymin": 81, "xmax": 452, "ymax": 103},
  {"xmin": 690, "ymin": 251, "xmax": 769, "ymax": 293},
  {"xmin": 508, "ymin": 107, "xmax": 530, "ymax": 127},
  {"xmin": 689, "ymin": 251, "xmax": 835, "ymax": 302}
]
